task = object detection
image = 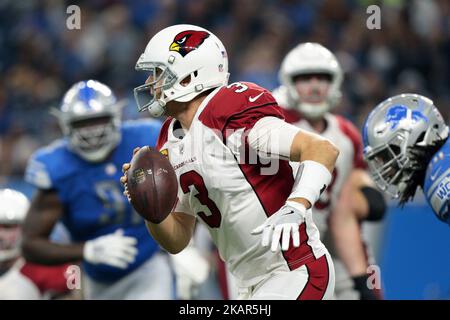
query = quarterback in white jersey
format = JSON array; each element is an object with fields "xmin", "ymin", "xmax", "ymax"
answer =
[
  {"xmin": 122, "ymin": 25, "xmax": 340, "ymax": 300},
  {"xmin": 272, "ymin": 43, "xmax": 387, "ymax": 300}
]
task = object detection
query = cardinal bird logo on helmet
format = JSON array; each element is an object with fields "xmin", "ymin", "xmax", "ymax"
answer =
[{"xmin": 169, "ymin": 30, "xmax": 210, "ymax": 57}]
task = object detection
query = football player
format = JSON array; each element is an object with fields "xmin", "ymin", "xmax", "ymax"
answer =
[
  {"xmin": 122, "ymin": 25, "xmax": 340, "ymax": 300},
  {"xmin": 271, "ymin": 43, "xmax": 387, "ymax": 300},
  {"xmin": 0, "ymin": 188, "xmax": 70, "ymax": 299},
  {"xmin": 22, "ymin": 80, "xmax": 174, "ymax": 299},
  {"xmin": 363, "ymin": 93, "xmax": 449, "ymax": 226}
]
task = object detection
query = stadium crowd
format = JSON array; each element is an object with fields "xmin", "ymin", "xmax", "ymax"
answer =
[{"xmin": 0, "ymin": 0, "xmax": 448, "ymax": 182}]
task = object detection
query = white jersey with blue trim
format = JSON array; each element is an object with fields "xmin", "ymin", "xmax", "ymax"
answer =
[{"xmin": 423, "ymin": 137, "xmax": 450, "ymax": 225}]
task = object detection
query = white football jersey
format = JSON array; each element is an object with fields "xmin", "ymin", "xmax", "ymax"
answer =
[
  {"xmin": 157, "ymin": 82, "xmax": 327, "ymax": 288},
  {"xmin": 281, "ymin": 108, "xmax": 366, "ymax": 235},
  {"xmin": 0, "ymin": 260, "xmax": 41, "ymax": 300}
]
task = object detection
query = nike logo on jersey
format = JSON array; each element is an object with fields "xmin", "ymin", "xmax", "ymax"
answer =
[
  {"xmin": 249, "ymin": 92, "xmax": 264, "ymax": 102},
  {"xmin": 282, "ymin": 210, "xmax": 295, "ymax": 216}
]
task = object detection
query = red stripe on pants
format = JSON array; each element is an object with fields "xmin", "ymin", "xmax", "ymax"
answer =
[{"xmin": 297, "ymin": 255, "xmax": 330, "ymax": 300}]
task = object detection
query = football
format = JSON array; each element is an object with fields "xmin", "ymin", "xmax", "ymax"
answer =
[{"xmin": 126, "ymin": 146, "xmax": 178, "ymax": 224}]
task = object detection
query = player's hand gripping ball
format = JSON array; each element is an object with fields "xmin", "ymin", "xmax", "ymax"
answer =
[{"xmin": 121, "ymin": 146, "xmax": 178, "ymax": 224}]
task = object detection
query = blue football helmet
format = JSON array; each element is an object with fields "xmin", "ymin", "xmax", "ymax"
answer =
[
  {"xmin": 52, "ymin": 80, "xmax": 123, "ymax": 162},
  {"xmin": 363, "ymin": 94, "xmax": 448, "ymax": 198}
]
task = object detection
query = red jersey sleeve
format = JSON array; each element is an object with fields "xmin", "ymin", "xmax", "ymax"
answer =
[
  {"xmin": 155, "ymin": 117, "xmax": 173, "ymax": 151},
  {"xmin": 199, "ymin": 82, "xmax": 294, "ymax": 216},
  {"xmin": 281, "ymin": 107, "xmax": 303, "ymax": 124},
  {"xmin": 198, "ymin": 82, "xmax": 284, "ymax": 139},
  {"xmin": 20, "ymin": 262, "xmax": 71, "ymax": 295}
]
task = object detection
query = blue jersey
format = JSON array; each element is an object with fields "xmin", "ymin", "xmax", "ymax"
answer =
[
  {"xmin": 423, "ymin": 137, "xmax": 450, "ymax": 226},
  {"xmin": 25, "ymin": 119, "xmax": 163, "ymax": 282}
]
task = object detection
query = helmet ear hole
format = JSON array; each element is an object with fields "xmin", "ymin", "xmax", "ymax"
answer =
[
  {"xmin": 415, "ymin": 132, "xmax": 426, "ymax": 144},
  {"xmin": 180, "ymin": 75, "xmax": 192, "ymax": 87}
]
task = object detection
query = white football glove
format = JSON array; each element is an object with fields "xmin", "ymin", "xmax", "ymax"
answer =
[
  {"xmin": 171, "ymin": 246, "xmax": 210, "ymax": 300},
  {"xmin": 83, "ymin": 229, "xmax": 138, "ymax": 269},
  {"xmin": 251, "ymin": 201, "xmax": 307, "ymax": 252}
]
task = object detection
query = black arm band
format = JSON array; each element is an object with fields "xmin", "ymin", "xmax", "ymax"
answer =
[
  {"xmin": 352, "ymin": 274, "xmax": 381, "ymax": 300},
  {"xmin": 360, "ymin": 186, "xmax": 387, "ymax": 222}
]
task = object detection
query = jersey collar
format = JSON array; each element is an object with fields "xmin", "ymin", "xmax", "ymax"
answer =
[{"xmin": 167, "ymin": 86, "xmax": 223, "ymax": 143}]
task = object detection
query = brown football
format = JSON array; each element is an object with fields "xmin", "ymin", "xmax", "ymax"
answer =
[{"xmin": 126, "ymin": 146, "xmax": 178, "ymax": 224}]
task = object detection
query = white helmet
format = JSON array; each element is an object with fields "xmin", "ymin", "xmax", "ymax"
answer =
[
  {"xmin": 134, "ymin": 24, "xmax": 230, "ymax": 117},
  {"xmin": 279, "ymin": 42, "xmax": 343, "ymax": 119},
  {"xmin": 0, "ymin": 189, "xmax": 30, "ymax": 262},
  {"xmin": 52, "ymin": 80, "xmax": 123, "ymax": 162}
]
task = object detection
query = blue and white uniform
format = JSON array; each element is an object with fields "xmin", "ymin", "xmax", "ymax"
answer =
[
  {"xmin": 423, "ymin": 137, "xmax": 450, "ymax": 226},
  {"xmin": 25, "ymin": 120, "xmax": 174, "ymax": 299}
]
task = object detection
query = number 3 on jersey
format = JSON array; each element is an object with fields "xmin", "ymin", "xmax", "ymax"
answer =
[
  {"xmin": 227, "ymin": 82, "xmax": 248, "ymax": 93},
  {"xmin": 179, "ymin": 171, "xmax": 222, "ymax": 228}
]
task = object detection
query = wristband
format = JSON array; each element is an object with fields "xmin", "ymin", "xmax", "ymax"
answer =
[{"xmin": 288, "ymin": 160, "xmax": 332, "ymax": 206}]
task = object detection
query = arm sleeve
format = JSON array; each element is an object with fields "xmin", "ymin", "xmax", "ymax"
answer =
[{"xmin": 247, "ymin": 116, "xmax": 301, "ymax": 160}]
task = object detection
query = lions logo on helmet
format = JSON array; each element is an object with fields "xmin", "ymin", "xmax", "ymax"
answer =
[
  {"xmin": 385, "ymin": 104, "xmax": 428, "ymax": 130},
  {"xmin": 169, "ymin": 30, "xmax": 210, "ymax": 57},
  {"xmin": 363, "ymin": 94, "xmax": 448, "ymax": 199}
]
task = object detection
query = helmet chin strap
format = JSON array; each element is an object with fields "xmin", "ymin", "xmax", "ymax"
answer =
[
  {"xmin": 296, "ymin": 101, "xmax": 330, "ymax": 120},
  {"xmin": 0, "ymin": 248, "xmax": 19, "ymax": 262},
  {"xmin": 148, "ymin": 99, "xmax": 166, "ymax": 117}
]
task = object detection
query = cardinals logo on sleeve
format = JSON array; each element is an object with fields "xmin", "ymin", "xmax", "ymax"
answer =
[{"xmin": 169, "ymin": 30, "xmax": 210, "ymax": 57}]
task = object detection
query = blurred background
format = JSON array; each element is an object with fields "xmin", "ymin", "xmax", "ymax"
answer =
[{"xmin": 0, "ymin": 0, "xmax": 449, "ymax": 299}]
